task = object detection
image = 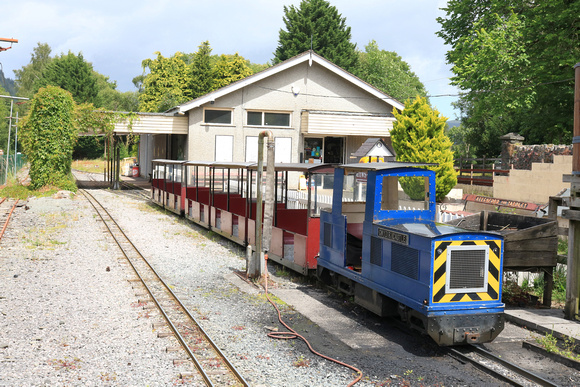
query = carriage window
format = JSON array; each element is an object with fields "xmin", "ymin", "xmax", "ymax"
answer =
[
  {"xmin": 154, "ymin": 164, "xmax": 165, "ymax": 180},
  {"xmin": 174, "ymin": 165, "xmax": 182, "ymax": 183},
  {"xmin": 342, "ymin": 171, "xmax": 367, "ymax": 202},
  {"xmin": 186, "ymin": 165, "xmax": 195, "ymax": 187},
  {"xmin": 381, "ymin": 176, "xmax": 429, "ymax": 211}
]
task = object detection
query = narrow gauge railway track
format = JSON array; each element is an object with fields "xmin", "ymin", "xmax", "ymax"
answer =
[
  {"xmin": 0, "ymin": 197, "xmax": 19, "ymax": 243},
  {"xmin": 73, "ymin": 169, "xmax": 150, "ymax": 201},
  {"xmin": 79, "ymin": 188, "xmax": 249, "ymax": 387},
  {"xmin": 447, "ymin": 344, "xmax": 559, "ymax": 387}
]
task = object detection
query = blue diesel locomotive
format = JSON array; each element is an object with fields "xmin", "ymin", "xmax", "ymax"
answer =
[{"xmin": 316, "ymin": 162, "xmax": 505, "ymax": 345}]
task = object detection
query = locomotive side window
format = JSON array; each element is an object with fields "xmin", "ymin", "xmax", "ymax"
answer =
[
  {"xmin": 342, "ymin": 172, "xmax": 367, "ymax": 202},
  {"xmin": 380, "ymin": 175, "xmax": 429, "ymax": 211}
]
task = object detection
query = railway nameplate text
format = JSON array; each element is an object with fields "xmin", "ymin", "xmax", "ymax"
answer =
[{"xmin": 377, "ymin": 228, "xmax": 408, "ymax": 245}]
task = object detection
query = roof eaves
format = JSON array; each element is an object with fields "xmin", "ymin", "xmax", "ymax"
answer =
[
  {"xmin": 177, "ymin": 50, "xmax": 404, "ymax": 113},
  {"xmin": 178, "ymin": 51, "xmax": 312, "ymax": 113}
]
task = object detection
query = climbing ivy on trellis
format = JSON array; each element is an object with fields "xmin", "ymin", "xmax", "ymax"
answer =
[
  {"xmin": 21, "ymin": 86, "xmax": 137, "ymax": 190},
  {"xmin": 20, "ymin": 86, "xmax": 77, "ymax": 190}
]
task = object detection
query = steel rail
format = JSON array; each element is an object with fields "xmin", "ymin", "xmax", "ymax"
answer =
[
  {"xmin": 470, "ymin": 344, "xmax": 559, "ymax": 387},
  {"xmin": 80, "ymin": 189, "xmax": 248, "ymax": 387},
  {"xmin": 80, "ymin": 188, "xmax": 215, "ymax": 386},
  {"xmin": 446, "ymin": 345, "xmax": 559, "ymax": 387}
]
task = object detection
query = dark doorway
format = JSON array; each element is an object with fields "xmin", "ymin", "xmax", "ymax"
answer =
[{"xmin": 324, "ymin": 137, "xmax": 344, "ymax": 164}]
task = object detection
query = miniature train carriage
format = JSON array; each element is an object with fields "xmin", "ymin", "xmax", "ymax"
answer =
[
  {"xmin": 317, "ymin": 162, "xmax": 506, "ymax": 345},
  {"xmin": 151, "ymin": 159, "xmax": 186, "ymax": 215}
]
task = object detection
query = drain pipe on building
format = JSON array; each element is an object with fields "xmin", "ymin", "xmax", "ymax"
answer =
[{"xmin": 248, "ymin": 130, "xmax": 275, "ymax": 279}]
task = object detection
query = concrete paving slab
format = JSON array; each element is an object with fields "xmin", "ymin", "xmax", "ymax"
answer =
[
  {"xmin": 505, "ymin": 308, "xmax": 580, "ymax": 341},
  {"xmin": 270, "ymin": 288, "xmax": 391, "ymax": 350}
]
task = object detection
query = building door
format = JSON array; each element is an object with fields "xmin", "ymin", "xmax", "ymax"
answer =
[{"xmin": 324, "ymin": 137, "xmax": 344, "ymax": 164}]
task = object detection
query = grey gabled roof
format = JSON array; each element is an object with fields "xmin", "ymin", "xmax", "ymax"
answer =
[{"xmin": 176, "ymin": 50, "xmax": 404, "ymax": 114}]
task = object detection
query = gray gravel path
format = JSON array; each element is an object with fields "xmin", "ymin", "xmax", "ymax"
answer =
[{"xmin": 1, "ymin": 187, "xmax": 534, "ymax": 386}]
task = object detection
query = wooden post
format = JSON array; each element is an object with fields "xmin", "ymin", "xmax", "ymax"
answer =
[
  {"xmin": 248, "ymin": 131, "xmax": 275, "ymax": 279},
  {"xmin": 564, "ymin": 62, "xmax": 580, "ymax": 320},
  {"xmin": 470, "ymin": 163, "xmax": 473, "ymax": 185}
]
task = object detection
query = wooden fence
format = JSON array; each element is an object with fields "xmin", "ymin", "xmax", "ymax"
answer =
[{"xmin": 455, "ymin": 157, "xmax": 510, "ymax": 187}]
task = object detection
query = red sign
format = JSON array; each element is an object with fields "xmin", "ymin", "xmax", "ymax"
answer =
[
  {"xmin": 355, "ymin": 172, "xmax": 367, "ymax": 183},
  {"xmin": 463, "ymin": 194, "xmax": 541, "ymax": 211}
]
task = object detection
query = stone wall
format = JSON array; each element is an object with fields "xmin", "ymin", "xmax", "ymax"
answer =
[
  {"xmin": 494, "ymin": 154, "xmax": 571, "ymax": 204},
  {"xmin": 510, "ymin": 144, "xmax": 572, "ymax": 170}
]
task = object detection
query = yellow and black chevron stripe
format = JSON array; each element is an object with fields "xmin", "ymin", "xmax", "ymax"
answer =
[{"xmin": 432, "ymin": 240, "xmax": 501, "ymax": 303}]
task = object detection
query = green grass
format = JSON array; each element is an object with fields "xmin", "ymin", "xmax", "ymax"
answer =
[
  {"xmin": 0, "ymin": 177, "xmax": 63, "ymax": 200},
  {"xmin": 71, "ymin": 159, "xmax": 106, "ymax": 174}
]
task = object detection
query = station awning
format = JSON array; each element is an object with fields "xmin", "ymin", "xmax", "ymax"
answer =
[{"xmin": 114, "ymin": 113, "xmax": 188, "ymax": 135}]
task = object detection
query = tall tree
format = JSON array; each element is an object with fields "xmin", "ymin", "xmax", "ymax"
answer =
[
  {"xmin": 212, "ymin": 53, "xmax": 253, "ymax": 90},
  {"xmin": 354, "ymin": 40, "xmax": 427, "ymax": 103},
  {"xmin": 138, "ymin": 43, "xmax": 262, "ymax": 112},
  {"xmin": 138, "ymin": 51, "xmax": 193, "ymax": 112},
  {"xmin": 13, "ymin": 42, "xmax": 53, "ymax": 99},
  {"xmin": 33, "ymin": 51, "xmax": 99, "ymax": 105},
  {"xmin": 190, "ymin": 41, "xmax": 214, "ymax": 99},
  {"xmin": 391, "ymin": 97, "xmax": 456, "ymax": 202},
  {"xmin": 273, "ymin": 0, "xmax": 358, "ymax": 72},
  {"xmin": 93, "ymin": 73, "xmax": 139, "ymax": 112},
  {"xmin": 437, "ymin": 0, "xmax": 580, "ymax": 156}
]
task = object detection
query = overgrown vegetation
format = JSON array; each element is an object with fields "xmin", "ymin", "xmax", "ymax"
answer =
[
  {"xmin": 535, "ymin": 332, "xmax": 580, "ymax": 362},
  {"xmin": 502, "ymin": 259, "xmax": 568, "ymax": 307},
  {"xmin": 20, "ymin": 86, "xmax": 78, "ymax": 191}
]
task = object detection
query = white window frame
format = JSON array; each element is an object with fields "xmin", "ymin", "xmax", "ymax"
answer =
[
  {"xmin": 246, "ymin": 110, "xmax": 291, "ymax": 128},
  {"xmin": 203, "ymin": 108, "xmax": 234, "ymax": 125}
]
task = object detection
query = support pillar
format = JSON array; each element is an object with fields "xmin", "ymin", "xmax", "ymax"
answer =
[{"xmin": 563, "ymin": 62, "xmax": 580, "ymax": 320}]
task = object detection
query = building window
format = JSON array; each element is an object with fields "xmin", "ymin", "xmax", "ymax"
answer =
[
  {"xmin": 246, "ymin": 111, "xmax": 290, "ymax": 127},
  {"xmin": 204, "ymin": 109, "xmax": 232, "ymax": 125}
]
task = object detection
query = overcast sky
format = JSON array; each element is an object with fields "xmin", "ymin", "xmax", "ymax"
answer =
[{"xmin": 1, "ymin": 0, "xmax": 459, "ymax": 119}]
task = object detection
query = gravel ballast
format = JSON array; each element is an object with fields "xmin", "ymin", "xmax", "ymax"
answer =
[{"xmin": 2, "ymin": 187, "xmax": 559, "ymax": 386}]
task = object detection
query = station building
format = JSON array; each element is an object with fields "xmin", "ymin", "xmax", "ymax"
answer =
[{"xmin": 115, "ymin": 50, "xmax": 404, "ymax": 179}]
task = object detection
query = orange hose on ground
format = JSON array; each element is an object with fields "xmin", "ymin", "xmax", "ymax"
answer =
[
  {"xmin": 263, "ymin": 254, "xmax": 363, "ymax": 387},
  {"xmin": 0, "ymin": 199, "xmax": 19, "ymax": 242}
]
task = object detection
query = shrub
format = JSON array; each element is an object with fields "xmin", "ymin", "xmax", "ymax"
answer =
[
  {"xmin": 391, "ymin": 96, "xmax": 457, "ymax": 201},
  {"xmin": 20, "ymin": 86, "xmax": 78, "ymax": 190}
]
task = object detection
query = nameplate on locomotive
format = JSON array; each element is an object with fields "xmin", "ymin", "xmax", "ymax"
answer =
[{"xmin": 377, "ymin": 228, "xmax": 408, "ymax": 245}]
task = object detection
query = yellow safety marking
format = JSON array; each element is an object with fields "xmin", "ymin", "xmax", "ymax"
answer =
[{"xmin": 432, "ymin": 239, "xmax": 502, "ymax": 304}]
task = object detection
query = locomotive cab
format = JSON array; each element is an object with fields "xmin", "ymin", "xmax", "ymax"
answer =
[{"xmin": 317, "ymin": 162, "xmax": 505, "ymax": 345}]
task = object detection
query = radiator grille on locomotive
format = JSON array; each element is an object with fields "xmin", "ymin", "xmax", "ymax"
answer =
[
  {"xmin": 391, "ymin": 243, "xmax": 419, "ymax": 280},
  {"xmin": 447, "ymin": 246, "xmax": 488, "ymax": 293},
  {"xmin": 370, "ymin": 237, "xmax": 382, "ymax": 266}
]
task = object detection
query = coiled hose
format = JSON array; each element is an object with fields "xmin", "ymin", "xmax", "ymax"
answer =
[{"xmin": 263, "ymin": 254, "xmax": 362, "ymax": 386}]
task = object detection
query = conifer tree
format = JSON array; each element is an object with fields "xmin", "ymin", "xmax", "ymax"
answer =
[
  {"xmin": 391, "ymin": 96, "xmax": 457, "ymax": 202},
  {"xmin": 138, "ymin": 52, "xmax": 192, "ymax": 112},
  {"xmin": 190, "ymin": 41, "xmax": 214, "ymax": 99},
  {"xmin": 273, "ymin": 0, "xmax": 358, "ymax": 72}
]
